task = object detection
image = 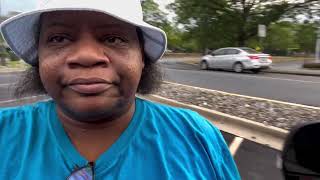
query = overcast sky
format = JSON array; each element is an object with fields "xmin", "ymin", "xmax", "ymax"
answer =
[
  {"xmin": 0, "ymin": 0, "xmax": 173, "ymax": 15},
  {"xmin": 154, "ymin": 0, "xmax": 173, "ymax": 13},
  {"xmin": 1, "ymin": 0, "xmax": 36, "ymax": 15}
]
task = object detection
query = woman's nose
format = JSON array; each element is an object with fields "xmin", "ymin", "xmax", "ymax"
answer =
[{"xmin": 66, "ymin": 34, "xmax": 110, "ymax": 68}]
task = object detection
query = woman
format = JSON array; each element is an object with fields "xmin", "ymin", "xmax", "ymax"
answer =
[{"xmin": 0, "ymin": 0, "xmax": 240, "ymax": 179}]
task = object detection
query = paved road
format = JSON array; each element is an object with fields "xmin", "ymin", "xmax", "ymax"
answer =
[
  {"xmin": 222, "ymin": 133, "xmax": 282, "ymax": 180},
  {"xmin": 160, "ymin": 61, "xmax": 320, "ymax": 107},
  {"xmin": 0, "ymin": 73, "xmax": 20, "ymax": 101},
  {"xmin": 0, "ymin": 71, "xmax": 284, "ymax": 179}
]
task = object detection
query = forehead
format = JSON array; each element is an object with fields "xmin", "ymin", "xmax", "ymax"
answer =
[{"xmin": 40, "ymin": 11, "xmax": 136, "ymax": 30}]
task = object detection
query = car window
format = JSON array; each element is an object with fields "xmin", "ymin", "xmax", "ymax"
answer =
[
  {"xmin": 213, "ymin": 49, "xmax": 227, "ymax": 56},
  {"xmin": 226, "ymin": 49, "xmax": 240, "ymax": 55}
]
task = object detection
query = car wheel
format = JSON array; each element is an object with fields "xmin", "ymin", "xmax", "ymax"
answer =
[
  {"xmin": 200, "ymin": 61, "xmax": 209, "ymax": 70},
  {"xmin": 251, "ymin": 69, "xmax": 261, "ymax": 74},
  {"xmin": 233, "ymin": 63, "xmax": 244, "ymax": 73}
]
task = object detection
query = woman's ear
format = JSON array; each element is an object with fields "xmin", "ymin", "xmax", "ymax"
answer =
[
  {"xmin": 141, "ymin": 53, "xmax": 145, "ymax": 69},
  {"xmin": 136, "ymin": 28, "xmax": 145, "ymax": 69}
]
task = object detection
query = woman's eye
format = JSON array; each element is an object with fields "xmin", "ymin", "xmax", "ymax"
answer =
[
  {"xmin": 48, "ymin": 35, "xmax": 71, "ymax": 44},
  {"xmin": 104, "ymin": 36, "xmax": 128, "ymax": 46}
]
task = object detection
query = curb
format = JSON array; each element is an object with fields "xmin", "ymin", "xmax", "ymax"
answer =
[
  {"xmin": 262, "ymin": 69, "xmax": 320, "ymax": 77},
  {"xmin": 140, "ymin": 94, "xmax": 288, "ymax": 151}
]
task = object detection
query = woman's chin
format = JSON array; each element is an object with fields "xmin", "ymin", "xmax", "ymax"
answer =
[{"xmin": 58, "ymin": 97, "xmax": 131, "ymax": 122}]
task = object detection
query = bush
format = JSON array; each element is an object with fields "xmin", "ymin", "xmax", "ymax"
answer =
[
  {"xmin": 5, "ymin": 48, "xmax": 19, "ymax": 61},
  {"xmin": 303, "ymin": 62, "xmax": 320, "ymax": 69}
]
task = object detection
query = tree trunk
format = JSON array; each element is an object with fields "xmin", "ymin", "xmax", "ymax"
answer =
[
  {"xmin": 0, "ymin": 57, "xmax": 6, "ymax": 66},
  {"xmin": 238, "ymin": 31, "xmax": 246, "ymax": 47}
]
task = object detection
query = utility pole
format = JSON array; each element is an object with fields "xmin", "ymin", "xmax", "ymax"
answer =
[{"xmin": 315, "ymin": 26, "xmax": 320, "ymax": 62}]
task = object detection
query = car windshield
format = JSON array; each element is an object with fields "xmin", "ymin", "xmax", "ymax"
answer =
[
  {"xmin": 0, "ymin": 1, "xmax": 320, "ymax": 180},
  {"xmin": 239, "ymin": 48, "xmax": 260, "ymax": 54}
]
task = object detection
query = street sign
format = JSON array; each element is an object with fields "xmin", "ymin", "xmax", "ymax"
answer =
[{"xmin": 258, "ymin": 24, "xmax": 266, "ymax": 38}]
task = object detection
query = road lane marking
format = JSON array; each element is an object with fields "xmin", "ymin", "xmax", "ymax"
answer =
[
  {"xmin": 164, "ymin": 68, "xmax": 320, "ymax": 84},
  {"xmin": 164, "ymin": 81, "xmax": 320, "ymax": 110},
  {"xmin": 0, "ymin": 83, "xmax": 15, "ymax": 87},
  {"xmin": 248, "ymin": 76, "xmax": 320, "ymax": 84},
  {"xmin": 229, "ymin": 137, "xmax": 244, "ymax": 156}
]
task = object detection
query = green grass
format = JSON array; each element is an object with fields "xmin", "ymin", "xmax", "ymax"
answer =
[{"xmin": 0, "ymin": 60, "xmax": 30, "ymax": 69}]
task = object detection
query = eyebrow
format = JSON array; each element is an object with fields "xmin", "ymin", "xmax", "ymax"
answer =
[
  {"xmin": 44, "ymin": 22, "xmax": 74, "ymax": 29},
  {"xmin": 44, "ymin": 22, "xmax": 129, "ymax": 31}
]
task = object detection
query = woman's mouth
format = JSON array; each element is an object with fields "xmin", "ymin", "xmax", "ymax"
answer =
[{"xmin": 67, "ymin": 78, "xmax": 113, "ymax": 95}]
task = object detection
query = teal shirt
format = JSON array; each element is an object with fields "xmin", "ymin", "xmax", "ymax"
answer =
[{"xmin": 0, "ymin": 98, "xmax": 240, "ymax": 179}]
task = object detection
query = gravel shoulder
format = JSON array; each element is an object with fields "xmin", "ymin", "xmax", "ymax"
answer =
[{"xmin": 155, "ymin": 82, "xmax": 320, "ymax": 130}]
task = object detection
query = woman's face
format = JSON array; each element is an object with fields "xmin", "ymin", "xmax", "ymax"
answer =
[{"xmin": 38, "ymin": 11, "xmax": 144, "ymax": 122}]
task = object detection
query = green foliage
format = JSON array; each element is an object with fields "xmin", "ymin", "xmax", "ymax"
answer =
[
  {"xmin": 264, "ymin": 22, "xmax": 298, "ymax": 55},
  {"xmin": 248, "ymin": 22, "xmax": 318, "ymax": 55},
  {"xmin": 170, "ymin": 0, "xmax": 319, "ymax": 52},
  {"xmin": 295, "ymin": 23, "xmax": 318, "ymax": 54},
  {"xmin": 141, "ymin": 0, "xmax": 185, "ymax": 51},
  {"xmin": 141, "ymin": 0, "xmax": 169, "ymax": 29}
]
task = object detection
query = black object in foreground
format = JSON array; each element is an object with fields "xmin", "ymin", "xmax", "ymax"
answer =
[{"xmin": 282, "ymin": 121, "xmax": 320, "ymax": 180}]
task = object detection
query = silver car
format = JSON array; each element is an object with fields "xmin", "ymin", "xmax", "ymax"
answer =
[{"xmin": 200, "ymin": 47, "xmax": 272, "ymax": 73}]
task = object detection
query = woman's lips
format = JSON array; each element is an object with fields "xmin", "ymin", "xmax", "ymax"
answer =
[
  {"xmin": 67, "ymin": 78, "xmax": 113, "ymax": 94},
  {"xmin": 69, "ymin": 83, "xmax": 112, "ymax": 94}
]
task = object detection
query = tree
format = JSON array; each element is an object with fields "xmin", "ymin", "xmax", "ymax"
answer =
[
  {"xmin": 295, "ymin": 23, "xmax": 318, "ymax": 54},
  {"xmin": 142, "ymin": 0, "xmax": 185, "ymax": 51},
  {"xmin": 170, "ymin": 0, "xmax": 319, "ymax": 51},
  {"xmin": 141, "ymin": 0, "xmax": 169, "ymax": 29},
  {"xmin": 263, "ymin": 22, "xmax": 298, "ymax": 55}
]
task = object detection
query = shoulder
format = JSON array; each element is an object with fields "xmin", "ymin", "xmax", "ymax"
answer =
[
  {"xmin": 0, "ymin": 100, "xmax": 54, "ymax": 132},
  {"xmin": 137, "ymin": 98, "xmax": 240, "ymax": 179},
  {"xmin": 0, "ymin": 100, "xmax": 53, "ymax": 118},
  {"xmin": 138, "ymin": 97, "xmax": 228, "ymax": 155},
  {"xmin": 138, "ymin": 97, "xmax": 219, "ymax": 134}
]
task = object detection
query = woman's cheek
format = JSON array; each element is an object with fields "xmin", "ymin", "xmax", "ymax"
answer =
[{"xmin": 39, "ymin": 57, "xmax": 63, "ymax": 96}]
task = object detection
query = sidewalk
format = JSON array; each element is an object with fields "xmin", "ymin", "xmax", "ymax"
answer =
[{"xmin": 263, "ymin": 61, "xmax": 320, "ymax": 76}]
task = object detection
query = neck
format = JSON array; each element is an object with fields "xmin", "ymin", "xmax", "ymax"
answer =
[{"xmin": 56, "ymin": 101, "xmax": 136, "ymax": 162}]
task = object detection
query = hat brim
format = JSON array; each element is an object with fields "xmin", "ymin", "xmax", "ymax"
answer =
[{"xmin": 0, "ymin": 8, "xmax": 167, "ymax": 65}]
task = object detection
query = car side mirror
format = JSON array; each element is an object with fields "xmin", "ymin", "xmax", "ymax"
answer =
[{"xmin": 282, "ymin": 122, "xmax": 320, "ymax": 180}]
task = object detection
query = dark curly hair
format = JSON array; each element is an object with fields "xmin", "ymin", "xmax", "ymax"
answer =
[{"xmin": 13, "ymin": 28, "xmax": 163, "ymax": 97}]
